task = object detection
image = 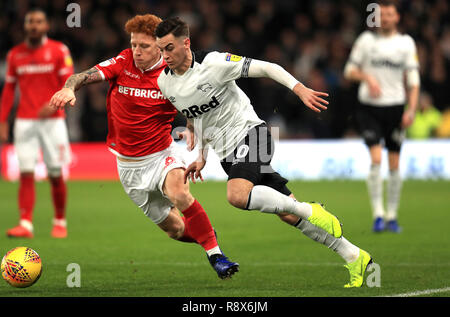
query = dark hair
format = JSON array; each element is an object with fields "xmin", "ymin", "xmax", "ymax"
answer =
[
  {"xmin": 26, "ymin": 7, "xmax": 48, "ymax": 20},
  {"xmin": 377, "ymin": 0, "xmax": 399, "ymax": 11},
  {"xmin": 154, "ymin": 17, "xmax": 189, "ymax": 38}
]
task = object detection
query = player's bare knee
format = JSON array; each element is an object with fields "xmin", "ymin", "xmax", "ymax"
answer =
[
  {"xmin": 168, "ymin": 187, "xmax": 194, "ymax": 211},
  {"xmin": 166, "ymin": 224, "xmax": 184, "ymax": 240},
  {"xmin": 227, "ymin": 189, "xmax": 248, "ymax": 209}
]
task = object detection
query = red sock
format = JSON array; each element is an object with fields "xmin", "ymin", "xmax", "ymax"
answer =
[
  {"xmin": 180, "ymin": 200, "xmax": 218, "ymax": 251},
  {"xmin": 50, "ymin": 176, "xmax": 67, "ymax": 221},
  {"xmin": 18, "ymin": 173, "xmax": 35, "ymax": 222},
  {"xmin": 178, "ymin": 217, "xmax": 197, "ymax": 243}
]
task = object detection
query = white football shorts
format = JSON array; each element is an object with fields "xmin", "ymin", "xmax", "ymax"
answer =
[
  {"xmin": 116, "ymin": 141, "xmax": 186, "ymax": 224},
  {"xmin": 13, "ymin": 118, "xmax": 71, "ymax": 173}
]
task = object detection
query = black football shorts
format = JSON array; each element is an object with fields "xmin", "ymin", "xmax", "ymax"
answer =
[
  {"xmin": 220, "ymin": 123, "xmax": 291, "ymax": 196},
  {"xmin": 356, "ymin": 103, "xmax": 405, "ymax": 152}
]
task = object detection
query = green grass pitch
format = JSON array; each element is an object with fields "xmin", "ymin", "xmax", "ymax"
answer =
[{"xmin": 1, "ymin": 179, "xmax": 449, "ymax": 297}]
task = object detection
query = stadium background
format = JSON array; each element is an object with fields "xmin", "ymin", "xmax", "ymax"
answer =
[{"xmin": 1, "ymin": 0, "xmax": 449, "ymax": 142}]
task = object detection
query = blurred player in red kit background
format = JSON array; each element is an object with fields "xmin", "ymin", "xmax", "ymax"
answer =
[{"xmin": 0, "ymin": 8, "xmax": 73, "ymax": 238}]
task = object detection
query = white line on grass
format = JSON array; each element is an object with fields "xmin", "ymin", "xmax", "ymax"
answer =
[{"xmin": 381, "ymin": 287, "xmax": 450, "ymax": 297}]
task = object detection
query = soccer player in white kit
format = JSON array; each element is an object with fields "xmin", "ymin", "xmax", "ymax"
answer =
[
  {"xmin": 344, "ymin": 0, "xmax": 420, "ymax": 233},
  {"xmin": 0, "ymin": 9, "xmax": 73, "ymax": 238},
  {"xmin": 155, "ymin": 17, "xmax": 374, "ymax": 287}
]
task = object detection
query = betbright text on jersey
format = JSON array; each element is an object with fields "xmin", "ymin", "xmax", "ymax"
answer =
[
  {"xmin": 95, "ymin": 49, "xmax": 177, "ymax": 158},
  {"xmin": 0, "ymin": 37, "xmax": 73, "ymax": 121}
]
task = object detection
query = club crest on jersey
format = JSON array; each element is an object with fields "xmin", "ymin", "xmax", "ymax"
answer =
[
  {"xmin": 197, "ymin": 83, "xmax": 212, "ymax": 92},
  {"xmin": 181, "ymin": 96, "xmax": 220, "ymax": 119},
  {"xmin": 225, "ymin": 53, "xmax": 242, "ymax": 62}
]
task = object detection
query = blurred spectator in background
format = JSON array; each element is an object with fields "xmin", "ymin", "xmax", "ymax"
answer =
[
  {"xmin": 0, "ymin": 0, "xmax": 449, "ymax": 141},
  {"xmin": 407, "ymin": 91, "xmax": 442, "ymax": 139}
]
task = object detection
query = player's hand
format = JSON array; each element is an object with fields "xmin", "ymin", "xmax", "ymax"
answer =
[
  {"xmin": 0, "ymin": 122, "xmax": 9, "ymax": 143},
  {"xmin": 176, "ymin": 128, "xmax": 196, "ymax": 151},
  {"xmin": 38, "ymin": 102, "xmax": 57, "ymax": 118},
  {"xmin": 401, "ymin": 109, "xmax": 415, "ymax": 128},
  {"xmin": 293, "ymin": 83, "xmax": 329, "ymax": 113},
  {"xmin": 365, "ymin": 75, "xmax": 382, "ymax": 98},
  {"xmin": 50, "ymin": 87, "xmax": 76, "ymax": 109},
  {"xmin": 184, "ymin": 156, "xmax": 206, "ymax": 184}
]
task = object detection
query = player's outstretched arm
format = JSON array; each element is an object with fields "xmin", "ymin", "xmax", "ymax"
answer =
[
  {"xmin": 247, "ymin": 59, "xmax": 328, "ymax": 113},
  {"xmin": 50, "ymin": 67, "xmax": 103, "ymax": 109}
]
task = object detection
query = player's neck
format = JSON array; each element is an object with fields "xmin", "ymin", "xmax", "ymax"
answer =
[
  {"xmin": 173, "ymin": 49, "xmax": 192, "ymax": 75},
  {"xmin": 25, "ymin": 35, "xmax": 47, "ymax": 48},
  {"xmin": 378, "ymin": 28, "xmax": 398, "ymax": 37}
]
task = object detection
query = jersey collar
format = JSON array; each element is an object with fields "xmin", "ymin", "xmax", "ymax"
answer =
[{"xmin": 136, "ymin": 54, "xmax": 164, "ymax": 73}]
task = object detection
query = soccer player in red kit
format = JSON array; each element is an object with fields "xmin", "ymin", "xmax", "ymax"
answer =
[
  {"xmin": 50, "ymin": 14, "xmax": 239, "ymax": 279},
  {"xmin": 0, "ymin": 8, "xmax": 73, "ymax": 238}
]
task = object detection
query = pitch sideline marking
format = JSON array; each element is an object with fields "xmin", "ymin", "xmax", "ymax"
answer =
[{"xmin": 382, "ymin": 286, "xmax": 450, "ymax": 297}]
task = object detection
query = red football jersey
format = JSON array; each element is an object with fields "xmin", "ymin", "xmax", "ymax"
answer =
[
  {"xmin": 0, "ymin": 37, "xmax": 74, "ymax": 121},
  {"xmin": 95, "ymin": 49, "xmax": 177, "ymax": 157}
]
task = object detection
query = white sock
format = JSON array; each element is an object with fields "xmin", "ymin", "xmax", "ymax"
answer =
[
  {"xmin": 367, "ymin": 164, "xmax": 384, "ymax": 219},
  {"xmin": 20, "ymin": 219, "xmax": 33, "ymax": 232},
  {"xmin": 206, "ymin": 246, "xmax": 222, "ymax": 257},
  {"xmin": 386, "ymin": 169, "xmax": 402, "ymax": 221},
  {"xmin": 296, "ymin": 219, "xmax": 359, "ymax": 263},
  {"xmin": 53, "ymin": 218, "xmax": 67, "ymax": 227},
  {"xmin": 247, "ymin": 185, "xmax": 312, "ymax": 219}
]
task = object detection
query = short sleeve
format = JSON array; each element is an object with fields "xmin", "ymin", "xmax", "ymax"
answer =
[
  {"xmin": 95, "ymin": 50, "xmax": 129, "ymax": 81},
  {"xmin": 4, "ymin": 50, "xmax": 17, "ymax": 84},
  {"xmin": 56, "ymin": 43, "xmax": 74, "ymax": 82},
  {"xmin": 205, "ymin": 51, "xmax": 252, "ymax": 83},
  {"xmin": 404, "ymin": 36, "xmax": 419, "ymax": 70},
  {"xmin": 347, "ymin": 31, "xmax": 372, "ymax": 67}
]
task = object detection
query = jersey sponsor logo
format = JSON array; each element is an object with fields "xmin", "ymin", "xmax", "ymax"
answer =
[
  {"xmin": 181, "ymin": 96, "xmax": 220, "ymax": 119},
  {"xmin": 117, "ymin": 85, "xmax": 166, "ymax": 99},
  {"xmin": 225, "ymin": 53, "xmax": 242, "ymax": 62},
  {"xmin": 16, "ymin": 63, "xmax": 55, "ymax": 75},
  {"xmin": 370, "ymin": 58, "xmax": 402, "ymax": 69}
]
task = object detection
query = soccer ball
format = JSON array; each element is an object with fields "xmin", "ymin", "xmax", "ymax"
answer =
[{"xmin": 1, "ymin": 247, "xmax": 42, "ymax": 288}]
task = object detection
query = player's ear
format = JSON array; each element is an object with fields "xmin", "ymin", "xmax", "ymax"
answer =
[{"xmin": 183, "ymin": 37, "xmax": 190, "ymax": 49}]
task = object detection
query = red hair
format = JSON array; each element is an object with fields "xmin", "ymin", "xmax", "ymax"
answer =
[{"xmin": 124, "ymin": 14, "xmax": 162, "ymax": 37}]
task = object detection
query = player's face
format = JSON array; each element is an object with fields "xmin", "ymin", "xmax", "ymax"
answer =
[
  {"xmin": 24, "ymin": 11, "xmax": 49, "ymax": 41},
  {"xmin": 156, "ymin": 33, "xmax": 190, "ymax": 71},
  {"xmin": 380, "ymin": 5, "xmax": 399, "ymax": 32},
  {"xmin": 130, "ymin": 32, "xmax": 161, "ymax": 71}
]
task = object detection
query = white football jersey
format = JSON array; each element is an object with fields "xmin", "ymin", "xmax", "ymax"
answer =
[
  {"xmin": 346, "ymin": 30, "xmax": 419, "ymax": 106},
  {"xmin": 157, "ymin": 51, "xmax": 264, "ymax": 160}
]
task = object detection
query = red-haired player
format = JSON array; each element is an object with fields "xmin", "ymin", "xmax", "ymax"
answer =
[{"xmin": 50, "ymin": 14, "xmax": 239, "ymax": 279}]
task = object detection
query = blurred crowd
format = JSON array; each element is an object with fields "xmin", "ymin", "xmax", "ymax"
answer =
[{"xmin": 1, "ymin": 0, "xmax": 449, "ymax": 141}]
